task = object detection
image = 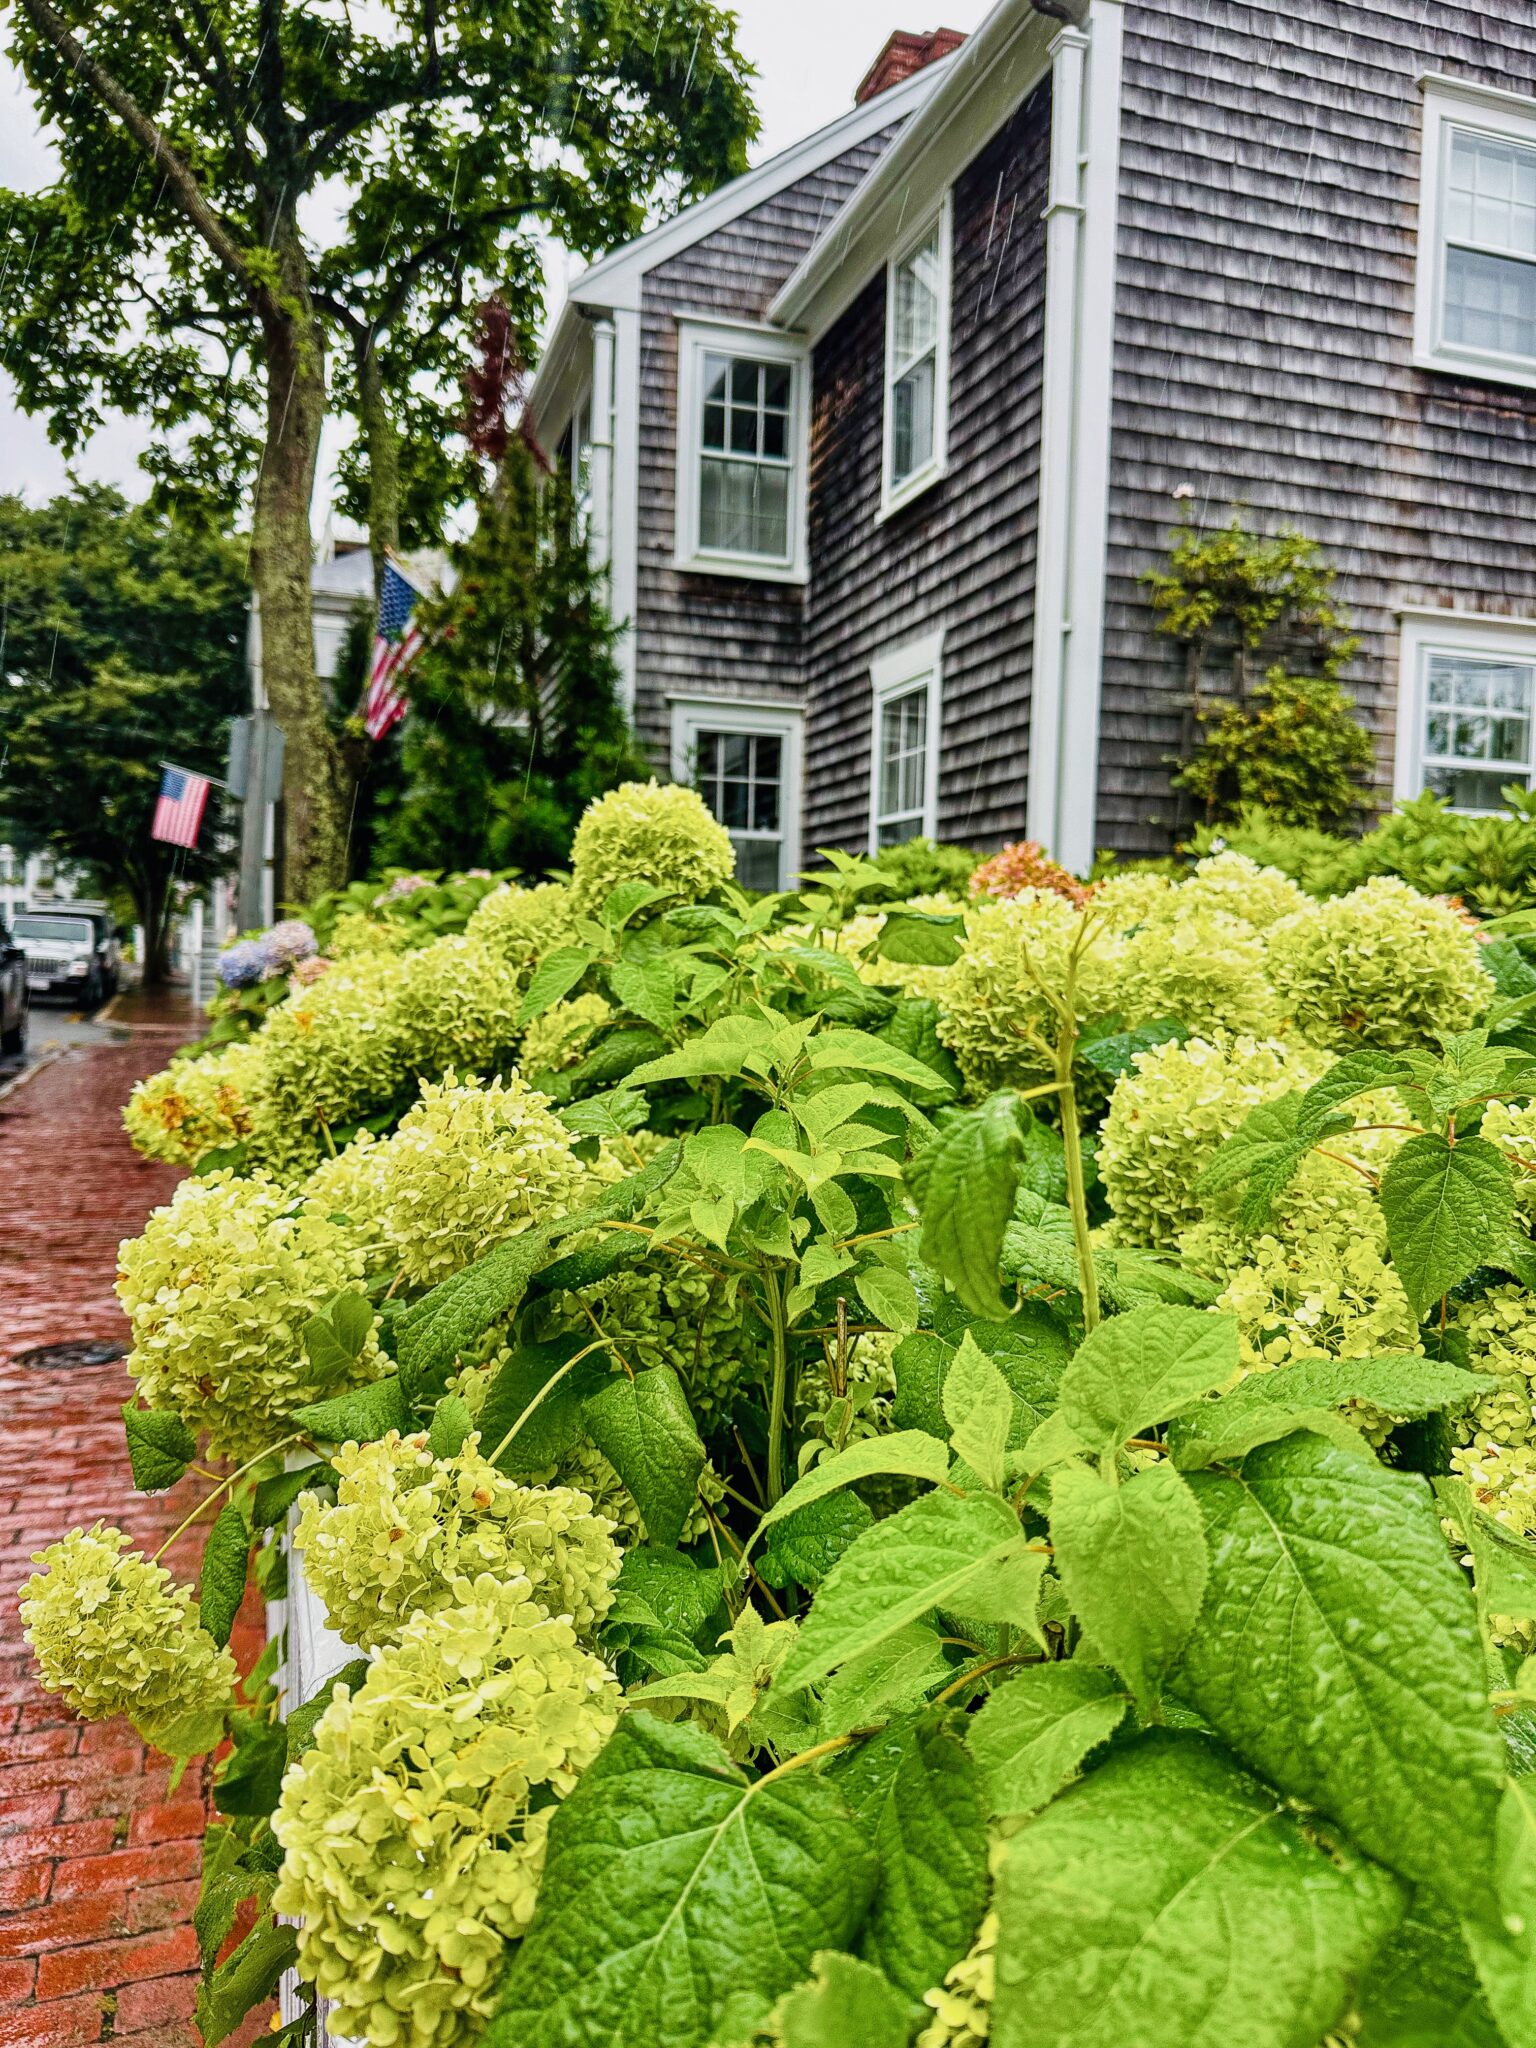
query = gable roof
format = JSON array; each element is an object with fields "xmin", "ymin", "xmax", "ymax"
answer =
[
  {"xmin": 770, "ymin": 0, "xmax": 1089, "ymax": 339},
  {"xmin": 529, "ymin": 53, "xmax": 956, "ymax": 435}
]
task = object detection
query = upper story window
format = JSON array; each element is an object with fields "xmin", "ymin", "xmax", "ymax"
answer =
[
  {"xmin": 674, "ymin": 321, "xmax": 808, "ymax": 583},
  {"xmin": 1396, "ymin": 613, "xmax": 1536, "ymax": 812},
  {"xmin": 1416, "ymin": 78, "xmax": 1536, "ymax": 390},
  {"xmin": 869, "ymin": 627, "xmax": 944, "ymax": 848},
  {"xmin": 882, "ymin": 198, "xmax": 952, "ymax": 518}
]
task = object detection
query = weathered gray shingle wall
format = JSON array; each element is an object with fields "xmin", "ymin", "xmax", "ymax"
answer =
[
  {"xmin": 1102, "ymin": 0, "xmax": 1536, "ymax": 857},
  {"xmin": 632, "ymin": 137, "xmax": 894, "ymax": 761},
  {"xmin": 802, "ymin": 80, "xmax": 1053, "ymax": 854}
]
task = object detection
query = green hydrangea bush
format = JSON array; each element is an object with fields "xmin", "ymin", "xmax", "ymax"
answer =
[{"xmin": 27, "ymin": 792, "xmax": 1536, "ymax": 2048}]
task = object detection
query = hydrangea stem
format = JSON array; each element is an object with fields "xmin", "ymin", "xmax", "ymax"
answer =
[{"xmin": 764, "ymin": 1267, "xmax": 792, "ymax": 1505}]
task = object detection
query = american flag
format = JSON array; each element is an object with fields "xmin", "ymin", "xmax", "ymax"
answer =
[
  {"xmin": 363, "ymin": 561, "xmax": 425, "ymax": 741},
  {"xmin": 151, "ymin": 765, "xmax": 212, "ymax": 848}
]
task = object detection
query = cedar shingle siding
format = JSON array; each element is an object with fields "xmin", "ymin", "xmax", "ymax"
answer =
[
  {"xmin": 803, "ymin": 82, "xmax": 1053, "ymax": 854},
  {"xmin": 631, "ymin": 137, "xmax": 894, "ymax": 762},
  {"xmin": 1100, "ymin": 0, "xmax": 1536, "ymax": 856}
]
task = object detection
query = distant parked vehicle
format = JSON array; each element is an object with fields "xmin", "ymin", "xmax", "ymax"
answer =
[
  {"xmin": 0, "ymin": 920, "xmax": 28, "ymax": 1057},
  {"xmin": 13, "ymin": 909, "xmax": 121, "ymax": 1009}
]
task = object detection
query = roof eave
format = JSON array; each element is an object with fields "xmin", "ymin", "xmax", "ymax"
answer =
[{"xmin": 769, "ymin": 0, "xmax": 1089, "ymax": 340}]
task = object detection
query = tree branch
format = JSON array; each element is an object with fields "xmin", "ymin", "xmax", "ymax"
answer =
[
  {"xmin": 179, "ymin": 0, "xmax": 262, "ymax": 190},
  {"xmin": 16, "ymin": 0, "xmax": 271, "ymax": 313}
]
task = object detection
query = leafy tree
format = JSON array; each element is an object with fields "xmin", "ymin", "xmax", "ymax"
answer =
[
  {"xmin": 0, "ymin": 0, "xmax": 756, "ymax": 899},
  {"xmin": 0, "ymin": 487, "xmax": 246, "ymax": 983}
]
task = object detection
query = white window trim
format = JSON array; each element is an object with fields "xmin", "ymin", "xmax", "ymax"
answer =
[
  {"xmin": 879, "ymin": 194, "xmax": 953, "ymax": 521},
  {"xmin": 1414, "ymin": 75, "xmax": 1536, "ymax": 392},
  {"xmin": 1394, "ymin": 610, "xmax": 1536, "ymax": 808},
  {"xmin": 868, "ymin": 627, "xmax": 945, "ymax": 851},
  {"xmin": 672, "ymin": 318, "xmax": 810, "ymax": 584},
  {"xmin": 669, "ymin": 695, "xmax": 804, "ymax": 889}
]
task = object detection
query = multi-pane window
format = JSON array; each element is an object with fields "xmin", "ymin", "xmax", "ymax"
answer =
[
  {"xmin": 875, "ymin": 686, "xmax": 930, "ymax": 846},
  {"xmin": 698, "ymin": 354, "xmax": 794, "ymax": 561},
  {"xmin": 693, "ymin": 729, "xmax": 786, "ymax": 890},
  {"xmin": 883, "ymin": 206, "xmax": 949, "ymax": 508},
  {"xmin": 1421, "ymin": 649, "xmax": 1535, "ymax": 811},
  {"xmin": 1442, "ymin": 126, "xmax": 1536, "ymax": 361}
]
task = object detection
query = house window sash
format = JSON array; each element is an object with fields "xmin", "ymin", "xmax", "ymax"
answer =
[
  {"xmin": 869, "ymin": 628, "xmax": 944, "ymax": 849},
  {"xmin": 669, "ymin": 697, "xmax": 804, "ymax": 889},
  {"xmin": 674, "ymin": 322, "xmax": 809, "ymax": 583},
  {"xmin": 881, "ymin": 198, "xmax": 953, "ymax": 517}
]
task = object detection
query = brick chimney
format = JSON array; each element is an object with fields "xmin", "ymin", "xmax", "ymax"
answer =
[{"xmin": 855, "ymin": 27, "xmax": 968, "ymax": 105}]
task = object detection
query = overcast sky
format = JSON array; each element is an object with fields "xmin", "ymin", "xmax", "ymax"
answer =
[{"xmin": 0, "ymin": 4, "xmax": 992, "ymax": 512}]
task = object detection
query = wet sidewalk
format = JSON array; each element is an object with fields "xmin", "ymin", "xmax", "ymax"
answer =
[{"xmin": 0, "ymin": 1029, "xmax": 256, "ymax": 2048}]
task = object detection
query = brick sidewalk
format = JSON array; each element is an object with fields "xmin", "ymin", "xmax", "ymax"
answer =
[{"xmin": 0, "ymin": 1033, "xmax": 260, "ymax": 2048}]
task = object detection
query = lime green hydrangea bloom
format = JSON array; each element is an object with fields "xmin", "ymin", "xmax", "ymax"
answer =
[
  {"xmin": 1265, "ymin": 876, "xmax": 1493, "ymax": 1050},
  {"xmin": 917, "ymin": 1909, "xmax": 996, "ymax": 2048},
  {"xmin": 1178, "ymin": 850, "xmax": 1311, "ymax": 930},
  {"xmin": 1083, "ymin": 870, "xmax": 1175, "ymax": 930},
  {"xmin": 593, "ymin": 1263, "xmax": 762, "ymax": 1427},
  {"xmin": 293, "ymin": 1431, "xmax": 621, "ymax": 1652},
  {"xmin": 251, "ymin": 954, "xmax": 415, "ymax": 1174},
  {"xmin": 328, "ymin": 909, "xmax": 408, "ymax": 960},
  {"xmin": 1116, "ymin": 906, "xmax": 1283, "ymax": 1040},
  {"xmin": 570, "ymin": 779, "xmax": 735, "ymax": 915},
  {"xmin": 1482, "ymin": 1099, "xmax": 1536, "ymax": 1225},
  {"xmin": 1447, "ymin": 1289, "xmax": 1536, "ymax": 1568},
  {"xmin": 938, "ymin": 892, "xmax": 1126, "ymax": 1096},
  {"xmin": 299, "ymin": 1130, "xmax": 392, "ymax": 1275},
  {"xmin": 19, "ymin": 1525, "xmax": 235, "ymax": 1751},
  {"xmin": 116, "ymin": 1171, "xmax": 384, "ymax": 1459},
  {"xmin": 122, "ymin": 1041, "xmax": 271, "ymax": 1169},
  {"xmin": 391, "ymin": 934, "xmax": 523, "ymax": 1085},
  {"xmin": 520, "ymin": 992, "xmax": 613, "ymax": 1077},
  {"xmin": 1099, "ymin": 1034, "xmax": 1322, "ymax": 1251},
  {"xmin": 272, "ymin": 1572, "xmax": 620, "ymax": 2048},
  {"xmin": 363, "ymin": 1071, "xmax": 589, "ymax": 1288},
  {"xmin": 463, "ymin": 881, "xmax": 581, "ymax": 984}
]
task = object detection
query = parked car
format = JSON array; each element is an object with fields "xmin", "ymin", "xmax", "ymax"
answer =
[
  {"xmin": 13, "ymin": 909, "xmax": 121, "ymax": 1008},
  {"xmin": 0, "ymin": 920, "xmax": 28, "ymax": 1057}
]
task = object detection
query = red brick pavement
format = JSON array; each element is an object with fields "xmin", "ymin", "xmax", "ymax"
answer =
[{"xmin": 0, "ymin": 1030, "xmax": 266, "ymax": 2047}]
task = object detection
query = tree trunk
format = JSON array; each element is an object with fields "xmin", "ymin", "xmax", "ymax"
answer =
[
  {"xmin": 250, "ymin": 237, "xmax": 346, "ymax": 903},
  {"xmin": 129, "ymin": 861, "xmax": 172, "ymax": 990},
  {"xmin": 357, "ymin": 339, "xmax": 401, "ymax": 603}
]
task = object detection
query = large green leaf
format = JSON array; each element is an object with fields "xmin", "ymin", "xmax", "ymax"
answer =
[
  {"xmin": 290, "ymin": 1373, "xmax": 411, "ymax": 1444},
  {"xmin": 1195, "ymin": 1092, "xmax": 1325, "ymax": 1230},
  {"xmin": 584, "ymin": 1366, "xmax": 704, "ymax": 1551},
  {"xmin": 1169, "ymin": 1354, "xmax": 1493, "ymax": 1470},
  {"xmin": 1055, "ymin": 1306, "xmax": 1239, "ymax": 1457},
  {"xmin": 992, "ymin": 1733, "xmax": 1405, "ymax": 2048},
  {"xmin": 122, "ymin": 1402, "xmax": 196, "ymax": 1492},
  {"xmin": 518, "ymin": 945, "xmax": 596, "ymax": 1025},
  {"xmin": 197, "ymin": 1504, "xmax": 250, "ymax": 1651},
  {"xmin": 195, "ymin": 1917, "xmax": 298, "ymax": 2048},
  {"xmin": 1355, "ymin": 1890, "xmax": 1503, "ymax": 2048},
  {"xmin": 778, "ymin": 1490, "xmax": 1036, "ymax": 1694},
  {"xmin": 1379, "ymin": 1135, "xmax": 1515, "ymax": 1318},
  {"xmin": 1177, "ymin": 1433, "xmax": 1506, "ymax": 1916},
  {"xmin": 942, "ymin": 1335, "xmax": 1013, "ymax": 1490},
  {"xmin": 1462, "ymin": 1776, "xmax": 1536, "ymax": 2045},
  {"xmin": 905, "ymin": 1093, "xmax": 1025, "ymax": 1318},
  {"xmin": 394, "ymin": 1144, "xmax": 679, "ymax": 1396},
  {"xmin": 1297, "ymin": 1051, "xmax": 1412, "ymax": 1141},
  {"xmin": 750, "ymin": 1432, "xmax": 948, "ymax": 1547},
  {"xmin": 485, "ymin": 1714, "xmax": 876, "ymax": 2048},
  {"xmin": 1437, "ymin": 1476, "xmax": 1536, "ymax": 1624},
  {"xmin": 1049, "ymin": 1464, "xmax": 1207, "ymax": 1711},
  {"xmin": 757, "ymin": 1491, "xmax": 873, "ymax": 1592},
  {"xmin": 478, "ymin": 1335, "xmax": 606, "ymax": 1475},
  {"xmin": 967, "ymin": 1662, "xmax": 1128, "ymax": 1818},
  {"xmin": 836, "ymin": 1714, "xmax": 988, "ymax": 2000},
  {"xmin": 773, "ymin": 1953, "xmax": 919, "ymax": 2048},
  {"xmin": 891, "ymin": 1305, "xmax": 1070, "ymax": 1445}
]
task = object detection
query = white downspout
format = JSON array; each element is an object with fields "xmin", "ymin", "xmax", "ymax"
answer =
[
  {"xmin": 1026, "ymin": 0, "xmax": 1124, "ymax": 873},
  {"xmin": 1025, "ymin": 24, "xmax": 1088, "ymax": 852},
  {"xmin": 1056, "ymin": 0, "xmax": 1124, "ymax": 876},
  {"xmin": 608, "ymin": 307, "xmax": 644, "ymax": 717},
  {"xmin": 587, "ymin": 314, "xmax": 616, "ymax": 592}
]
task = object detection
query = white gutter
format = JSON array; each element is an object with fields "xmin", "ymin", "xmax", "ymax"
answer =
[{"xmin": 1025, "ymin": 0, "xmax": 1125, "ymax": 873}]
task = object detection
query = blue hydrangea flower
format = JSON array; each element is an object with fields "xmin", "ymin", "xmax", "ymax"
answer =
[{"xmin": 216, "ymin": 938, "xmax": 277, "ymax": 988}]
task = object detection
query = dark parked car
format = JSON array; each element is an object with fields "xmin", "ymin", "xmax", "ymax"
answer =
[
  {"xmin": 13, "ymin": 909, "xmax": 121, "ymax": 1009},
  {"xmin": 0, "ymin": 921, "xmax": 28, "ymax": 1057}
]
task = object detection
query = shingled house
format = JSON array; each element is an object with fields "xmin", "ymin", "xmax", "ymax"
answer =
[{"xmin": 529, "ymin": 0, "xmax": 1536, "ymax": 879}]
